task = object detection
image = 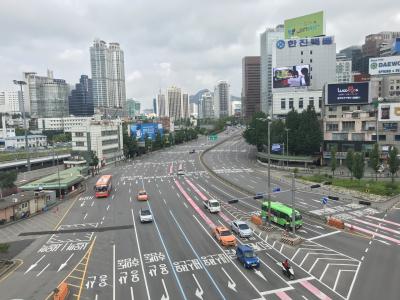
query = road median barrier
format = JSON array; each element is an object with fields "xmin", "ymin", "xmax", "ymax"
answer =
[
  {"xmin": 280, "ymin": 232, "xmax": 303, "ymax": 246},
  {"xmin": 358, "ymin": 200, "xmax": 371, "ymax": 206},
  {"xmin": 53, "ymin": 282, "xmax": 69, "ymax": 300},
  {"xmin": 251, "ymin": 215, "xmax": 262, "ymax": 226},
  {"xmin": 328, "ymin": 195, "xmax": 340, "ymax": 201},
  {"xmin": 327, "ymin": 217, "xmax": 345, "ymax": 229}
]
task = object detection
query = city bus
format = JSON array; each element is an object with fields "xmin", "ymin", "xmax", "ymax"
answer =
[
  {"xmin": 95, "ymin": 175, "xmax": 112, "ymax": 198},
  {"xmin": 261, "ymin": 201, "xmax": 303, "ymax": 229}
]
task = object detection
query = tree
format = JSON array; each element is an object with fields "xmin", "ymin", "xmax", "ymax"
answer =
[
  {"xmin": 330, "ymin": 148, "xmax": 337, "ymax": 178},
  {"xmin": 154, "ymin": 132, "xmax": 163, "ymax": 150},
  {"xmin": 346, "ymin": 149, "xmax": 354, "ymax": 179},
  {"xmin": 369, "ymin": 143, "xmax": 380, "ymax": 181},
  {"xmin": 352, "ymin": 152, "xmax": 365, "ymax": 180},
  {"xmin": 242, "ymin": 111, "xmax": 268, "ymax": 151},
  {"xmin": 0, "ymin": 170, "xmax": 17, "ymax": 198},
  {"xmin": 388, "ymin": 146, "xmax": 399, "ymax": 183}
]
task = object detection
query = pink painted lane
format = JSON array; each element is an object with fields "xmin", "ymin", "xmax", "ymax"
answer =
[
  {"xmin": 345, "ymin": 222, "xmax": 400, "ymax": 245},
  {"xmin": 174, "ymin": 179, "xmax": 215, "ymax": 228},
  {"xmin": 299, "ymin": 280, "xmax": 332, "ymax": 300},
  {"xmin": 168, "ymin": 163, "xmax": 173, "ymax": 175},
  {"xmin": 276, "ymin": 291, "xmax": 292, "ymax": 300},
  {"xmin": 352, "ymin": 218, "xmax": 400, "ymax": 235},
  {"xmin": 366, "ymin": 215, "xmax": 400, "ymax": 227}
]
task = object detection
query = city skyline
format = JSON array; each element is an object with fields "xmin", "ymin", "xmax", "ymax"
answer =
[{"xmin": 0, "ymin": 1, "xmax": 399, "ymax": 108}]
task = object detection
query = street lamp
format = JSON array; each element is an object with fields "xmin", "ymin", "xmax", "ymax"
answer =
[
  {"xmin": 375, "ymin": 97, "xmax": 384, "ymax": 149},
  {"xmin": 285, "ymin": 128, "xmax": 290, "ymax": 168},
  {"xmin": 13, "ymin": 80, "xmax": 31, "ymax": 171}
]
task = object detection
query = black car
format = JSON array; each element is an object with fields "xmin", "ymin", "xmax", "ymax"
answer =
[{"xmin": 189, "ymin": 149, "xmax": 196, "ymax": 154}]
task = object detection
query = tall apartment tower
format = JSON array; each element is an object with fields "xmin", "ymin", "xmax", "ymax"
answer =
[
  {"xmin": 182, "ymin": 93, "xmax": 189, "ymax": 119},
  {"xmin": 199, "ymin": 92, "xmax": 214, "ymax": 119},
  {"xmin": 260, "ymin": 25, "xmax": 284, "ymax": 115},
  {"xmin": 167, "ymin": 86, "xmax": 182, "ymax": 120},
  {"xmin": 242, "ymin": 56, "xmax": 261, "ymax": 120},
  {"xmin": 213, "ymin": 81, "xmax": 230, "ymax": 118},
  {"xmin": 157, "ymin": 92, "xmax": 167, "ymax": 117},
  {"xmin": 69, "ymin": 75, "xmax": 94, "ymax": 116},
  {"xmin": 23, "ymin": 70, "xmax": 69, "ymax": 118},
  {"xmin": 90, "ymin": 39, "xmax": 126, "ymax": 109}
]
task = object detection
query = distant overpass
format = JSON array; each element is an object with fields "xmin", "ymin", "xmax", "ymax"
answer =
[{"xmin": 0, "ymin": 154, "xmax": 71, "ymax": 172}]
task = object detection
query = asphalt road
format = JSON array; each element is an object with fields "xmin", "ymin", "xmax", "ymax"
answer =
[{"xmin": 0, "ymin": 129, "xmax": 399, "ymax": 300}]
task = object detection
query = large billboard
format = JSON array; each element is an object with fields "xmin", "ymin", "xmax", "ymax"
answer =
[
  {"xmin": 284, "ymin": 11, "xmax": 325, "ymax": 39},
  {"xmin": 130, "ymin": 123, "xmax": 163, "ymax": 141},
  {"xmin": 326, "ymin": 82, "xmax": 370, "ymax": 105},
  {"xmin": 379, "ymin": 103, "xmax": 400, "ymax": 121},
  {"xmin": 369, "ymin": 56, "xmax": 400, "ymax": 75},
  {"xmin": 273, "ymin": 65, "xmax": 310, "ymax": 88}
]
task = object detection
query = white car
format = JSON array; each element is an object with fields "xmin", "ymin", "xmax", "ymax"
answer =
[
  {"xmin": 231, "ymin": 220, "xmax": 253, "ymax": 238},
  {"xmin": 177, "ymin": 169, "xmax": 185, "ymax": 176},
  {"xmin": 139, "ymin": 208, "xmax": 153, "ymax": 223},
  {"xmin": 204, "ymin": 199, "xmax": 221, "ymax": 213}
]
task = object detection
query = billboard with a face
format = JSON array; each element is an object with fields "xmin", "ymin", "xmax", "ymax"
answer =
[
  {"xmin": 326, "ymin": 82, "xmax": 370, "ymax": 105},
  {"xmin": 273, "ymin": 65, "xmax": 310, "ymax": 88},
  {"xmin": 130, "ymin": 123, "xmax": 163, "ymax": 141}
]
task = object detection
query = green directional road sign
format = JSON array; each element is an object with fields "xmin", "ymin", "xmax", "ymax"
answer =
[{"xmin": 208, "ymin": 134, "xmax": 218, "ymax": 141}]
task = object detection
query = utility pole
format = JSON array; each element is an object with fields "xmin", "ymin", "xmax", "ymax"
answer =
[
  {"xmin": 13, "ymin": 80, "xmax": 31, "ymax": 171},
  {"xmin": 285, "ymin": 128, "xmax": 290, "ymax": 167},
  {"xmin": 291, "ymin": 172, "xmax": 296, "ymax": 235},
  {"xmin": 267, "ymin": 118, "xmax": 272, "ymax": 226}
]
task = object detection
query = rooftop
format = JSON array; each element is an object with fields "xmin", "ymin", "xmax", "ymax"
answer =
[{"xmin": 0, "ymin": 191, "xmax": 36, "ymax": 210}]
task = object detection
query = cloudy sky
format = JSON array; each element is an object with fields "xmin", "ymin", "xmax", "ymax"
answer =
[{"xmin": 1, "ymin": 0, "xmax": 399, "ymax": 109}]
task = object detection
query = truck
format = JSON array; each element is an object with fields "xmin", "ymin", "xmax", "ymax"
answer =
[{"xmin": 203, "ymin": 199, "xmax": 221, "ymax": 213}]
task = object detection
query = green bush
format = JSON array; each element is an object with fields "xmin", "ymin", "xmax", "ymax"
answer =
[{"xmin": 0, "ymin": 243, "xmax": 10, "ymax": 253}]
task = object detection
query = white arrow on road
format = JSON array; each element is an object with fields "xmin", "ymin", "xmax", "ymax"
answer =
[
  {"xmin": 309, "ymin": 224, "xmax": 325, "ymax": 230},
  {"xmin": 192, "ymin": 274, "xmax": 204, "ymax": 299},
  {"xmin": 80, "ymin": 201, "xmax": 86, "ymax": 207},
  {"xmin": 57, "ymin": 253, "xmax": 74, "ymax": 272},
  {"xmin": 24, "ymin": 255, "xmax": 46, "ymax": 274},
  {"xmin": 161, "ymin": 278, "xmax": 169, "ymax": 300},
  {"xmin": 221, "ymin": 267, "xmax": 237, "ymax": 292},
  {"xmin": 297, "ymin": 229, "xmax": 308, "ymax": 234},
  {"xmin": 254, "ymin": 269, "xmax": 267, "ymax": 281}
]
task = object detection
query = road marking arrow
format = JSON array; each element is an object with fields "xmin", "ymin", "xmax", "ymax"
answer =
[
  {"xmin": 57, "ymin": 253, "xmax": 74, "ymax": 272},
  {"xmin": 80, "ymin": 201, "xmax": 85, "ymax": 207},
  {"xmin": 254, "ymin": 269, "xmax": 267, "ymax": 281},
  {"xmin": 221, "ymin": 266, "xmax": 237, "ymax": 292},
  {"xmin": 161, "ymin": 278, "xmax": 169, "ymax": 300},
  {"xmin": 309, "ymin": 224, "xmax": 325, "ymax": 230},
  {"xmin": 24, "ymin": 255, "xmax": 46, "ymax": 274},
  {"xmin": 298, "ymin": 229, "xmax": 308, "ymax": 234},
  {"xmin": 192, "ymin": 274, "xmax": 204, "ymax": 299}
]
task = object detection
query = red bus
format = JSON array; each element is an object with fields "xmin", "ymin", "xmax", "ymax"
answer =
[{"xmin": 95, "ymin": 175, "xmax": 112, "ymax": 198}]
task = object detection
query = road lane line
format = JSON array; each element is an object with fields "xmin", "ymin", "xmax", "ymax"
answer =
[
  {"xmin": 113, "ymin": 243, "xmax": 116, "ymax": 300},
  {"xmin": 366, "ymin": 215, "xmax": 400, "ymax": 227},
  {"xmin": 169, "ymin": 210, "xmax": 227, "ymax": 300},
  {"xmin": 36, "ymin": 263, "xmax": 50, "ymax": 277},
  {"xmin": 352, "ymin": 218, "xmax": 400, "ymax": 235},
  {"xmin": 307, "ymin": 231, "xmax": 340, "ymax": 241},
  {"xmin": 131, "ymin": 209, "xmax": 151, "ymax": 300},
  {"xmin": 344, "ymin": 222, "xmax": 400, "ymax": 244},
  {"xmin": 299, "ymin": 280, "xmax": 332, "ymax": 300}
]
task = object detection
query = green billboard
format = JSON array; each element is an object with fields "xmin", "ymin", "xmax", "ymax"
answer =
[{"xmin": 284, "ymin": 11, "xmax": 325, "ymax": 39}]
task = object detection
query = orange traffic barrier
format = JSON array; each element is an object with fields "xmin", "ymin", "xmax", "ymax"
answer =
[
  {"xmin": 251, "ymin": 215, "xmax": 262, "ymax": 226},
  {"xmin": 327, "ymin": 217, "xmax": 345, "ymax": 229},
  {"xmin": 53, "ymin": 282, "xmax": 69, "ymax": 300}
]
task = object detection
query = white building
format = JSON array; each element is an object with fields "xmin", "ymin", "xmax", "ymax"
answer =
[
  {"xmin": 271, "ymin": 35, "xmax": 336, "ymax": 117},
  {"xmin": 189, "ymin": 102, "xmax": 198, "ymax": 117},
  {"xmin": 182, "ymin": 93, "xmax": 189, "ymax": 119},
  {"xmin": 0, "ymin": 90, "xmax": 21, "ymax": 114},
  {"xmin": 5, "ymin": 135, "xmax": 47, "ymax": 150},
  {"xmin": 167, "ymin": 86, "xmax": 182, "ymax": 120},
  {"xmin": 70, "ymin": 118, "xmax": 123, "ymax": 165},
  {"xmin": 336, "ymin": 55, "xmax": 352, "ymax": 83},
  {"xmin": 272, "ymin": 90, "xmax": 323, "ymax": 117},
  {"xmin": 37, "ymin": 116, "xmax": 93, "ymax": 132},
  {"xmin": 260, "ymin": 25, "xmax": 285, "ymax": 115},
  {"xmin": 230, "ymin": 100, "xmax": 242, "ymax": 116},
  {"xmin": 213, "ymin": 80, "xmax": 230, "ymax": 118},
  {"xmin": 199, "ymin": 92, "xmax": 214, "ymax": 119},
  {"xmin": 0, "ymin": 117, "xmax": 15, "ymax": 139},
  {"xmin": 90, "ymin": 39, "xmax": 126, "ymax": 109}
]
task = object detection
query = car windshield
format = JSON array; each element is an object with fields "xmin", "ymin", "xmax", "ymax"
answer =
[
  {"xmin": 141, "ymin": 210, "xmax": 151, "ymax": 215},
  {"xmin": 238, "ymin": 224, "xmax": 249, "ymax": 230},
  {"xmin": 220, "ymin": 230, "xmax": 231, "ymax": 236},
  {"xmin": 95, "ymin": 186, "xmax": 107, "ymax": 192},
  {"xmin": 139, "ymin": 191, "xmax": 147, "ymax": 195},
  {"xmin": 295, "ymin": 214, "xmax": 302, "ymax": 221},
  {"xmin": 244, "ymin": 251, "xmax": 256, "ymax": 258},
  {"xmin": 210, "ymin": 201, "xmax": 220, "ymax": 207}
]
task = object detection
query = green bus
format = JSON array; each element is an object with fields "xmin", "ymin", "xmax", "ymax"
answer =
[{"xmin": 261, "ymin": 201, "xmax": 303, "ymax": 229}]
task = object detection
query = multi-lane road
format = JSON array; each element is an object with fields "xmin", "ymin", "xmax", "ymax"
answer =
[{"xmin": 1, "ymin": 129, "xmax": 399, "ymax": 300}]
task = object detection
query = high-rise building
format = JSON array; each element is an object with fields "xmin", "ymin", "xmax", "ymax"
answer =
[
  {"xmin": 260, "ymin": 25, "xmax": 284, "ymax": 115},
  {"xmin": 336, "ymin": 55, "xmax": 352, "ymax": 83},
  {"xmin": 189, "ymin": 102, "xmax": 198, "ymax": 117},
  {"xmin": 338, "ymin": 46, "xmax": 362, "ymax": 72},
  {"xmin": 23, "ymin": 70, "xmax": 69, "ymax": 118},
  {"xmin": 167, "ymin": 86, "xmax": 182, "ymax": 120},
  {"xmin": 362, "ymin": 31, "xmax": 400, "ymax": 58},
  {"xmin": 126, "ymin": 99, "xmax": 141, "ymax": 118},
  {"xmin": 90, "ymin": 39, "xmax": 126, "ymax": 109},
  {"xmin": 242, "ymin": 56, "xmax": 261, "ymax": 120},
  {"xmin": 153, "ymin": 98, "xmax": 157, "ymax": 115},
  {"xmin": 157, "ymin": 93, "xmax": 166, "ymax": 117},
  {"xmin": 69, "ymin": 75, "xmax": 94, "ymax": 116},
  {"xmin": 0, "ymin": 90, "xmax": 22, "ymax": 114},
  {"xmin": 182, "ymin": 93, "xmax": 189, "ymax": 119},
  {"xmin": 213, "ymin": 81, "xmax": 230, "ymax": 118},
  {"xmin": 199, "ymin": 92, "xmax": 214, "ymax": 119}
]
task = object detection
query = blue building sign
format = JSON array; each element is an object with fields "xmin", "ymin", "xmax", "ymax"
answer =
[
  {"xmin": 276, "ymin": 36, "xmax": 333, "ymax": 50},
  {"xmin": 130, "ymin": 123, "xmax": 164, "ymax": 141}
]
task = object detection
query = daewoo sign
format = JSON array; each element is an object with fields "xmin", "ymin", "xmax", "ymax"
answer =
[
  {"xmin": 326, "ymin": 82, "xmax": 370, "ymax": 105},
  {"xmin": 369, "ymin": 56, "xmax": 400, "ymax": 75}
]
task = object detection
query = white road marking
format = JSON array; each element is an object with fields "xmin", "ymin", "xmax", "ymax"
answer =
[
  {"xmin": 307, "ymin": 230, "xmax": 340, "ymax": 241},
  {"xmin": 113, "ymin": 243, "xmax": 116, "ymax": 300},
  {"xmin": 36, "ymin": 263, "xmax": 50, "ymax": 277}
]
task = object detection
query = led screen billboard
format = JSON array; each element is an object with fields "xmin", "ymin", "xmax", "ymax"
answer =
[
  {"xmin": 326, "ymin": 82, "xmax": 370, "ymax": 105},
  {"xmin": 130, "ymin": 123, "xmax": 163, "ymax": 141},
  {"xmin": 273, "ymin": 65, "xmax": 310, "ymax": 88},
  {"xmin": 284, "ymin": 11, "xmax": 325, "ymax": 39}
]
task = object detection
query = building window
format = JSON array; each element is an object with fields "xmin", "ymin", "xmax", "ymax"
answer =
[
  {"xmin": 383, "ymin": 123, "xmax": 398, "ymax": 131},
  {"xmin": 76, "ymin": 141, "xmax": 85, "ymax": 147},
  {"xmin": 319, "ymin": 100, "xmax": 322, "ymax": 108},
  {"xmin": 310, "ymin": 59, "xmax": 313, "ymax": 63},
  {"xmin": 299, "ymin": 100, "xmax": 303, "ymax": 109},
  {"xmin": 281, "ymin": 100, "xmax": 286, "ymax": 109},
  {"xmin": 75, "ymin": 132, "xmax": 84, "ymax": 137},
  {"xmin": 309, "ymin": 100, "xmax": 314, "ymax": 107},
  {"xmin": 326, "ymin": 123, "xmax": 339, "ymax": 131},
  {"xmin": 310, "ymin": 50, "xmax": 313, "ymax": 55},
  {"xmin": 328, "ymin": 106, "xmax": 337, "ymax": 111},
  {"xmin": 301, "ymin": 59, "xmax": 304, "ymax": 63},
  {"xmin": 289, "ymin": 100, "xmax": 294, "ymax": 109},
  {"xmin": 342, "ymin": 121, "xmax": 355, "ymax": 131},
  {"xmin": 301, "ymin": 51, "xmax": 303, "ymax": 55},
  {"xmin": 395, "ymin": 135, "xmax": 400, "ymax": 141},
  {"xmin": 332, "ymin": 133, "xmax": 348, "ymax": 141},
  {"xmin": 352, "ymin": 133, "xmax": 365, "ymax": 141},
  {"xmin": 342, "ymin": 106, "xmax": 350, "ymax": 111}
]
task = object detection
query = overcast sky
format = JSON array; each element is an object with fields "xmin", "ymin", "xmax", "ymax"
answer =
[{"xmin": 1, "ymin": 0, "xmax": 399, "ymax": 109}]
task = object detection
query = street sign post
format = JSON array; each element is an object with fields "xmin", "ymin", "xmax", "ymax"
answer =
[
  {"xmin": 208, "ymin": 134, "xmax": 218, "ymax": 141},
  {"xmin": 322, "ymin": 196, "xmax": 328, "ymax": 216}
]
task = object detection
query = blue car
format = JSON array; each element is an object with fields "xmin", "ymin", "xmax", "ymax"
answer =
[{"xmin": 236, "ymin": 245, "xmax": 260, "ymax": 269}]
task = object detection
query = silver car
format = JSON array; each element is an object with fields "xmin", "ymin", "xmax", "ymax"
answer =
[
  {"xmin": 139, "ymin": 208, "xmax": 153, "ymax": 223},
  {"xmin": 231, "ymin": 220, "xmax": 252, "ymax": 238}
]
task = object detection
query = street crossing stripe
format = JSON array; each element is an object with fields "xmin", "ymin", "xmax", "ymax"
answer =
[
  {"xmin": 300, "ymin": 280, "xmax": 332, "ymax": 300},
  {"xmin": 308, "ymin": 231, "xmax": 341, "ymax": 241},
  {"xmin": 261, "ymin": 286, "xmax": 294, "ymax": 295},
  {"xmin": 345, "ymin": 223, "xmax": 400, "ymax": 245},
  {"xmin": 352, "ymin": 218, "xmax": 400, "ymax": 235},
  {"xmin": 366, "ymin": 215, "xmax": 400, "ymax": 227}
]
